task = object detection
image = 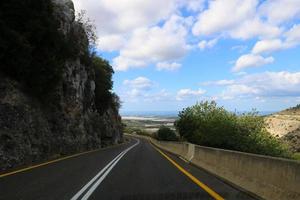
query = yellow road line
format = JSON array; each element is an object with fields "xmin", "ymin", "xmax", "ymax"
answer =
[
  {"xmin": 0, "ymin": 141, "xmax": 129, "ymax": 178},
  {"xmin": 150, "ymin": 143, "xmax": 225, "ymax": 200}
]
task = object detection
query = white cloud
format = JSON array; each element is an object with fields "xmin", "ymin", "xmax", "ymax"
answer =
[
  {"xmin": 232, "ymin": 54, "xmax": 274, "ymax": 72},
  {"xmin": 143, "ymin": 90, "xmax": 172, "ymax": 102},
  {"xmin": 125, "ymin": 89, "xmax": 143, "ymax": 99},
  {"xmin": 73, "ymin": 0, "xmax": 205, "ymax": 35},
  {"xmin": 73, "ymin": 0, "xmax": 203, "ymax": 72},
  {"xmin": 74, "ymin": 0, "xmax": 300, "ymax": 75},
  {"xmin": 285, "ymin": 24, "xmax": 300, "ymax": 45},
  {"xmin": 251, "ymin": 24, "xmax": 300, "ymax": 54},
  {"xmin": 113, "ymin": 57, "xmax": 147, "ymax": 71},
  {"xmin": 73, "ymin": 0, "xmax": 177, "ymax": 35},
  {"xmin": 192, "ymin": 0, "xmax": 258, "ymax": 36},
  {"xmin": 228, "ymin": 18, "xmax": 282, "ymax": 40},
  {"xmin": 240, "ymin": 71, "xmax": 300, "ymax": 97},
  {"xmin": 122, "ymin": 77, "xmax": 160, "ymax": 102},
  {"xmin": 113, "ymin": 15, "xmax": 189, "ymax": 71},
  {"xmin": 222, "ymin": 84, "xmax": 259, "ymax": 98},
  {"xmin": 202, "ymin": 79, "xmax": 235, "ymax": 86},
  {"xmin": 198, "ymin": 38, "xmax": 218, "ymax": 50},
  {"xmin": 192, "ymin": 0, "xmax": 283, "ymax": 40},
  {"xmin": 97, "ymin": 35, "xmax": 125, "ymax": 52},
  {"xmin": 156, "ymin": 62, "xmax": 181, "ymax": 71},
  {"xmin": 252, "ymin": 39, "xmax": 285, "ymax": 54},
  {"xmin": 259, "ymin": 0, "xmax": 300, "ymax": 24},
  {"xmin": 121, "ymin": 77, "xmax": 173, "ymax": 103},
  {"xmin": 123, "ymin": 77, "xmax": 153, "ymax": 90},
  {"xmin": 218, "ymin": 71, "xmax": 300, "ymax": 99},
  {"xmin": 176, "ymin": 88, "xmax": 206, "ymax": 101},
  {"xmin": 183, "ymin": 0, "xmax": 206, "ymax": 12},
  {"xmin": 120, "ymin": 71, "xmax": 300, "ymax": 105},
  {"xmin": 123, "ymin": 89, "xmax": 171, "ymax": 103}
]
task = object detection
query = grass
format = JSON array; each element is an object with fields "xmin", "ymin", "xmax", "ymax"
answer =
[{"xmin": 292, "ymin": 153, "xmax": 300, "ymax": 160}]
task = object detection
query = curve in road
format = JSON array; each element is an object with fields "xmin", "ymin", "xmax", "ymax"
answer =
[{"xmin": 0, "ymin": 137, "xmax": 256, "ymax": 200}]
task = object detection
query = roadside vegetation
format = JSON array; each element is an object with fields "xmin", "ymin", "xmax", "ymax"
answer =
[
  {"xmin": 124, "ymin": 125, "xmax": 179, "ymax": 142},
  {"xmin": 175, "ymin": 101, "xmax": 291, "ymax": 158},
  {"xmin": 93, "ymin": 57, "xmax": 120, "ymax": 115},
  {"xmin": 292, "ymin": 153, "xmax": 300, "ymax": 160},
  {"xmin": 156, "ymin": 126, "xmax": 178, "ymax": 141}
]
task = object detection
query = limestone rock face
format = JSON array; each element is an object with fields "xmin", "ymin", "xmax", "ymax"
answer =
[
  {"xmin": 52, "ymin": 0, "xmax": 75, "ymax": 34},
  {"xmin": 0, "ymin": 0, "xmax": 123, "ymax": 171}
]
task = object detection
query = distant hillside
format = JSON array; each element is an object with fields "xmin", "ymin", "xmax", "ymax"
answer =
[
  {"xmin": 265, "ymin": 105, "xmax": 300, "ymax": 152},
  {"xmin": 278, "ymin": 104, "xmax": 300, "ymax": 115}
]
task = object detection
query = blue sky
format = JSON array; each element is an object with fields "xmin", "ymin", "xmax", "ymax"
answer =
[{"xmin": 73, "ymin": 0, "xmax": 300, "ymax": 112}]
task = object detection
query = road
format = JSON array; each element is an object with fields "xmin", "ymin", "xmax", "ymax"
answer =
[{"xmin": 0, "ymin": 137, "xmax": 256, "ymax": 200}]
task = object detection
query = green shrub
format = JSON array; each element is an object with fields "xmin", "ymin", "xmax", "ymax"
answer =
[
  {"xmin": 111, "ymin": 93, "xmax": 122, "ymax": 112},
  {"xmin": 292, "ymin": 153, "xmax": 300, "ymax": 160},
  {"xmin": 175, "ymin": 101, "xmax": 291, "ymax": 158},
  {"xmin": 156, "ymin": 126, "xmax": 178, "ymax": 141}
]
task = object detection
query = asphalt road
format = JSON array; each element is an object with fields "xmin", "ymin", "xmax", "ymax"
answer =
[{"xmin": 0, "ymin": 137, "xmax": 256, "ymax": 200}]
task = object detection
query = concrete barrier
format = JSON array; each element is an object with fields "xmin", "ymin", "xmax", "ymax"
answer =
[
  {"xmin": 152, "ymin": 140, "xmax": 195, "ymax": 162},
  {"xmin": 128, "ymin": 134, "xmax": 300, "ymax": 200},
  {"xmin": 191, "ymin": 145, "xmax": 300, "ymax": 200},
  {"xmin": 153, "ymin": 140, "xmax": 188, "ymax": 157}
]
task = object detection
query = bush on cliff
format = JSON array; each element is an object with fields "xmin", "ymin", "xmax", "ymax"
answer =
[
  {"xmin": 93, "ymin": 56, "xmax": 114, "ymax": 114},
  {"xmin": 175, "ymin": 101, "xmax": 291, "ymax": 158}
]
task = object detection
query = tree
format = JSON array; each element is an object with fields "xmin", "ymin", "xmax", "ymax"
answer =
[
  {"xmin": 175, "ymin": 101, "xmax": 291, "ymax": 158},
  {"xmin": 93, "ymin": 57, "xmax": 114, "ymax": 114},
  {"xmin": 156, "ymin": 126, "xmax": 178, "ymax": 141}
]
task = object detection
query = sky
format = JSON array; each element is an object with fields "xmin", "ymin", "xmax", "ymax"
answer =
[{"xmin": 73, "ymin": 0, "xmax": 300, "ymax": 112}]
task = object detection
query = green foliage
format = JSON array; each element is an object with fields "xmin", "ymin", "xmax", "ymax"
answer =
[
  {"xmin": 121, "ymin": 122, "xmax": 127, "ymax": 132},
  {"xmin": 93, "ymin": 57, "xmax": 114, "ymax": 114},
  {"xmin": 123, "ymin": 127, "xmax": 134, "ymax": 134},
  {"xmin": 156, "ymin": 126, "xmax": 178, "ymax": 141},
  {"xmin": 111, "ymin": 93, "xmax": 122, "ymax": 111},
  {"xmin": 0, "ymin": 0, "xmax": 70, "ymax": 99},
  {"xmin": 175, "ymin": 101, "xmax": 291, "ymax": 158},
  {"xmin": 292, "ymin": 153, "xmax": 300, "ymax": 160}
]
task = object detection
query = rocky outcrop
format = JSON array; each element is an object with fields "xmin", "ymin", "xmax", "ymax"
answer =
[
  {"xmin": 0, "ymin": 0, "xmax": 123, "ymax": 171},
  {"xmin": 282, "ymin": 128, "xmax": 300, "ymax": 152},
  {"xmin": 265, "ymin": 114, "xmax": 300, "ymax": 138},
  {"xmin": 264, "ymin": 105, "xmax": 300, "ymax": 153}
]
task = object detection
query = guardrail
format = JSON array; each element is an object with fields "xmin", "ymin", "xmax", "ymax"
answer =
[{"xmin": 127, "ymin": 134, "xmax": 300, "ymax": 200}]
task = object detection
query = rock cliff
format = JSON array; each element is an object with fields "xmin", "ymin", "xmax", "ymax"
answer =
[{"xmin": 0, "ymin": 0, "xmax": 123, "ymax": 171}]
